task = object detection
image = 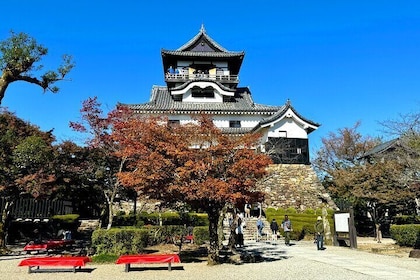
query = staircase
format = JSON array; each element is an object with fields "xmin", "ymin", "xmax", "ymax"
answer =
[{"xmin": 223, "ymin": 216, "xmax": 271, "ymax": 243}]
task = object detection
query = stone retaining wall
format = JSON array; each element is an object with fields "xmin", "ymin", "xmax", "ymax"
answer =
[{"xmin": 257, "ymin": 164, "xmax": 336, "ymax": 210}]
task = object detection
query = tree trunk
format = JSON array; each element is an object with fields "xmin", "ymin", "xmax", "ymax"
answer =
[
  {"xmin": 207, "ymin": 204, "xmax": 222, "ymax": 265},
  {"xmin": 0, "ymin": 78, "xmax": 9, "ymax": 106},
  {"xmin": 0, "ymin": 200, "xmax": 12, "ymax": 249},
  {"xmin": 217, "ymin": 204, "xmax": 228, "ymax": 248}
]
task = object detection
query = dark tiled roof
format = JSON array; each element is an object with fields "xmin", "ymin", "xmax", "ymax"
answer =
[
  {"xmin": 161, "ymin": 50, "xmax": 244, "ymax": 58},
  {"xmin": 362, "ymin": 138, "xmax": 400, "ymax": 158},
  {"xmin": 122, "ymin": 86, "xmax": 281, "ymax": 115},
  {"xmin": 161, "ymin": 25, "xmax": 244, "ymax": 58},
  {"xmin": 177, "ymin": 25, "xmax": 228, "ymax": 52},
  {"xmin": 259, "ymin": 99, "xmax": 320, "ymax": 128}
]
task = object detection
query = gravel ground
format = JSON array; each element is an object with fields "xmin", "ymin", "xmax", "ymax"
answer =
[{"xmin": 1, "ymin": 239, "xmax": 419, "ymax": 280}]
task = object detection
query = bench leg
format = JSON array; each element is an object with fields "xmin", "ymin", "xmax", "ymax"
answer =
[
  {"xmin": 125, "ymin": 264, "xmax": 130, "ymax": 272},
  {"xmin": 168, "ymin": 262, "xmax": 172, "ymax": 271}
]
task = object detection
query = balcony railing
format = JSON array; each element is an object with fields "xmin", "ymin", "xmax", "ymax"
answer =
[{"xmin": 165, "ymin": 73, "xmax": 239, "ymax": 83}]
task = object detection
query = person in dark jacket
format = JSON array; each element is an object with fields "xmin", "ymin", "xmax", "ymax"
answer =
[
  {"xmin": 314, "ymin": 216, "xmax": 326, "ymax": 250},
  {"xmin": 270, "ymin": 219, "xmax": 279, "ymax": 240}
]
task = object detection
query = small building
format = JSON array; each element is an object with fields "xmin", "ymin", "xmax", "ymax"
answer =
[{"xmin": 122, "ymin": 25, "xmax": 320, "ymax": 165}]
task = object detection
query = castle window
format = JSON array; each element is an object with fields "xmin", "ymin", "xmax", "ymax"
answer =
[
  {"xmin": 168, "ymin": 120, "xmax": 180, "ymax": 127},
  {"xmin": 229, "ymin": 120, "xmax": 241, "ymax": 128},
  {"xmin": 191, "ymin": 87, "xmax": 214, "ymax": 98}
]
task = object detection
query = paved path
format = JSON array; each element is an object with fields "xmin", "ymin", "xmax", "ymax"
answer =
[
  {"xmin": 2, "ymin": 239, "xmax": 420, "ymax": 279},
  {"xmin": 241, "ymin": 239, "xmax": 420, "ymax": 280}
]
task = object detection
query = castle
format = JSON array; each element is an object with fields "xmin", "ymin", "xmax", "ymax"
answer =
[{"xmin": 122, "ymin": 25, "xmax": 336, "ymax": 211}]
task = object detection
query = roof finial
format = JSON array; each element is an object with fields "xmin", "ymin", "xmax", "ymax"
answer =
[
  {"xmin": 286, "ymin": 99, "xmax": 291, "ymax": 106},
  {"xmin": 200, "ymin": 23, "xmax": 206, "ymax": 33}
]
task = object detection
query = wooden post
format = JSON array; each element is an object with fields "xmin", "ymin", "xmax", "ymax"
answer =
[{"xmin": 349, "ymin": 207, "xmax": 357, "ymax": 249}]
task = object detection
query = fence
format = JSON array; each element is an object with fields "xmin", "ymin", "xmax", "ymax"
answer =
[{"xmin": 0, "ymin": 198, "xmax": 73, "ymax": 220}]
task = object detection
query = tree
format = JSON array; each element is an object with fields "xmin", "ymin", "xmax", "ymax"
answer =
[
  {"xmin": 0, "ymin": 109, "xmax": 56, "ymax": 248},
  {"xmin": 52, "ymin": 141, "xmax": 106, "ymax": 219},
  {"xmin": 70, "ymin": 97, "xmax": 130, "ymax": 229},
  {"xmin": 113, "ymin": 114, "xmax": 272, "ymax": 264},
  {"xmin": 0, "ymin": 31, "xmax": 74, "ymax": 105},
  {"xmin": 314, "ymin": 121, "xmax": 420, "ymax": 241},
  {"xmin": 379, "ymin": 111, "xmax": 420, "ymax": 215}
]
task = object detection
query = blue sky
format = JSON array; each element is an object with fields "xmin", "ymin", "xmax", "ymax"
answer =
[{"xmin": 1, "ymin": 1, "xmax": 420, "ymax": 153}]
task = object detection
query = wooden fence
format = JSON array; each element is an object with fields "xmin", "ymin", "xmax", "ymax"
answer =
[{"xmin": 0, "ymin": 198, "xmax": 73, "ymax": 220}]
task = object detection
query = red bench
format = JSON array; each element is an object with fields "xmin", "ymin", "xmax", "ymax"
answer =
[
  {"xmin": 116, "ymin": 254, "xmax": 181, "ymax": 272},
  {"xmin": 18, "ymin": 256, "xmax": 91, "ymax": 273},
  {"xmin": 23, "ymin": 239, "xmax": 75, "ymax": 254}
]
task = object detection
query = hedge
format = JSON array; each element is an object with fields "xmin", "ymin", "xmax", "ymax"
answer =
[
  {"xmin": 91, "ymin": 223, "xmax": 211, "ymax": 256},
  {"xmin": 390, "ymin": 224, "xmax": 420, "ymax": 247},
  {"xmin": 91, "ymin": 228, "xmax": 150, "ymax": 255},
  {"xmin": 265, "ymin": 207, "xmax": 334, "ymax": 241},
  {"xmin": 112, "ymin": 211, "xmax": 209, "ymax": 228}
]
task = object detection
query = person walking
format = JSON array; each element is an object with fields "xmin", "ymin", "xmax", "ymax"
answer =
[
  {"xmin": 281, "ymin": 215, "xmax": 292, "ymax": 246},
  {"xmin": 314, "ymin": 216, "xmax": 326, "ymax": 250},
  {"xmin": 256, "ymin": 216, "xmax": 264, "ymax": 240}
]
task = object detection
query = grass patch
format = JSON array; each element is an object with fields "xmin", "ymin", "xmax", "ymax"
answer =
[{"xmin": 91, "ymin": 253, "xmax": 119, "ymax": 263}]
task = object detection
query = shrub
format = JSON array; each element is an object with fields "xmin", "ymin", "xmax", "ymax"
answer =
[
  {"xmin": 390, "ymin": 224, "xmax": 420, "ymax": 247},
  {"xmin": 193, "ymin": 226, "xmax": 209, "ymax": 245},
  {"xmin": 134, "ymin": 211, "xmax": 208, "ymax": 227},
  {"xmin": 393, "ymin": 215, "xmax": 420, "ymax": 225},
  {"xmin": 51, "ymin": 214, "xmax": 80, "ymax": 223},
  {"xmin": 113, "ymin": 212, "xmax": 136, "ymax": 227},
  {"xmin": 91, "ymin": 228, "xmax": 149, "ymax": 255}
]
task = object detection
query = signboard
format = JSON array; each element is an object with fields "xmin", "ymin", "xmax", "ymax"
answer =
[{"xmin": 334, "ymin": 212, "xmax": 350, "ymax": 232}]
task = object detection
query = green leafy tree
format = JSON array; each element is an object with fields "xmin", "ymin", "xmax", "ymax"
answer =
[
  {"xmin": 0, "ymin": 31, "xmax": 74, "ymax": 105},
  {"xmin": 0, "ymin": 109, "xmax": 56, "ymax": 248},
  {"xmin": 52, "ymin": 141, "xmax": 106, "ymax": 219}
]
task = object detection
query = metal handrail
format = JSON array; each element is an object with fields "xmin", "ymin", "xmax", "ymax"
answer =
[{"xmin": 165, "ymin": 73, "xmax": 239, "ymax": 82}]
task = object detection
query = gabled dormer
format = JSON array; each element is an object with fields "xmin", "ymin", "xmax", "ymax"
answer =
[{"xmin": 161, "ymin": 25, "xmax": 245, "ymax": 101}]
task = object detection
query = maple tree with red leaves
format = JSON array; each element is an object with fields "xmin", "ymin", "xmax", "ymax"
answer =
[
  {"xmin": 72, "ymin": 97, "xmax": 272, "ymax": 263},
  {"xmin": 70, "ymin": 97, "xmax": 132, "ymax": 229},
  {"xmin": 114, "ymin": 114, "xmax": 272, "ymax": 262}
]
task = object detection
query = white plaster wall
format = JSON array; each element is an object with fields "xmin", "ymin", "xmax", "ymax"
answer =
[
  {"xmin": 212, "ymin": 116, "xmax": 262, "ymax": 128},
  {"xmin": 183, "ymin": 87, "xmax": 223, "ymax": 103},
  {"xmin": 267, "ymin": 118, "xmax": 308, "ymax": 139}
]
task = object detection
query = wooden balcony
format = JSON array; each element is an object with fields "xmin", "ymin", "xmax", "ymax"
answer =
[{"xmin": 165, "ymin": 73, "xmax": 239, "ymax": 84}]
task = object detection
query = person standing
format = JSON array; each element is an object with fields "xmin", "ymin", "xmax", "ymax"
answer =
[
  {"xmin": 314, "ymin": 216, "xmax": 326, "ymax": 250},
  {"xmin": 281, "ymin": 215, "xmax": 292, "ymax": 246},
  {"xmin": 270, "ymin": 218, "xmax": 279, "ymax": 240},
  {"xmin": 244, "ymin": 202, "xmax": 251, "ymax": 219},
  {"xmin": 236, "ymin": 215, "xmax": 244, "ymax": 247}
]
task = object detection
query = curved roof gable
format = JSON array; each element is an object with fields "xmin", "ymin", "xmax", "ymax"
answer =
[
  {"xmin": 177, "ymin": 24, "xmax": 227, "ymax": 52},
  {"xmin": 161, "ymin": 25, "xmax": 245, "ymax": 58},
  {"xmin": 255, "ymin": 100, "xmax": 320, "ymax": 134}
]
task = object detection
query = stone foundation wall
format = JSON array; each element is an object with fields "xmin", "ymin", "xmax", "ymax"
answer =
[
  {"xmin": 257, "ymin": 164, "xmax": 336, "ymax": 210},
  {"xmin": 119, "ymin": 164, "xmax": 336, "ymax": 214}
]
